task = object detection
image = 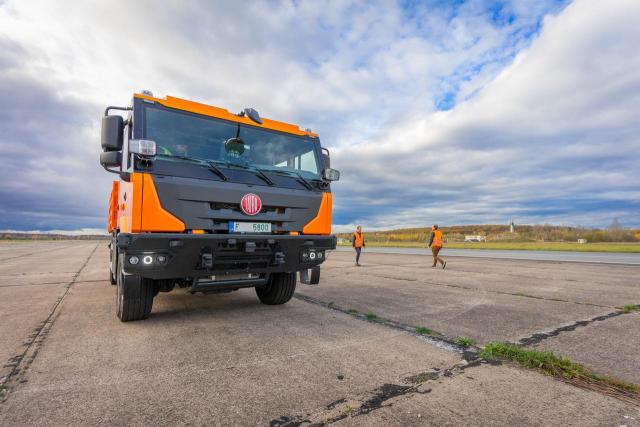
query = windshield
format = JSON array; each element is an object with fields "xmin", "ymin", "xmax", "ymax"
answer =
[{"xmin": 143, "ymin": 106, "xmax": 321, "ymax": 179}]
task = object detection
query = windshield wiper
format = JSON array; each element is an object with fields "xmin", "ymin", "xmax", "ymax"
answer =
[
  {"xmin": 293, "ymin": 171, "xmax": 313, "ymax": 190},
  {"xmin": 157, "ymin": 154, "xmax": 228, "ymax": 181},
  {"xmin": 226, "ymin": 161, "xmax": 275, "ymax": 186},
  {"xmin": 204, "ymin": 160, "xmax": 229, "ymax": 181},
  {"xmin": 263, "ymin": 168, "xmax": 314, "ymax": 190},
  {"xmin": 251, "ymin": 167, "xmax": 275, "ymax": 186}
]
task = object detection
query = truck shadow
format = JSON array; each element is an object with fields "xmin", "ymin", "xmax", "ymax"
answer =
[{"xmin": 147, "ymin": 288, "xmax": 290, "ymax": 321}]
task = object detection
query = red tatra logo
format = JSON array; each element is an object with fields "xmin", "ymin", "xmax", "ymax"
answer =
[{"xmin": 241, "ymin": 193, "xmax": 262, "ymax": 216}]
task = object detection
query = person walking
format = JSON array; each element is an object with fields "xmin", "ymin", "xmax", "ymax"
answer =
[
  {"xmin": 352, "ymin": 225, "xmax": 365, "ymax": 266},
  {"xmin": 428, "ymin": 224, "xmax": 446, "ymax": 269}
]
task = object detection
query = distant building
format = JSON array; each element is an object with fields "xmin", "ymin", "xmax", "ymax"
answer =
[
  {"xmin": 465, "ymin": 235, "xmax": 486, "ymax": 242},
  {"xmin": 577, "ymin": 238, "xmax": 587, "ymax": 244},
  {"xmin": 510, "ymin": 220, "xmax": 515, "ymax": 233}
]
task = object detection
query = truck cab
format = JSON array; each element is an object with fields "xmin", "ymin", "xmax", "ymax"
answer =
[{"xmin": 100, "ymin": 92, "xmax": 339, "ymax": 321}]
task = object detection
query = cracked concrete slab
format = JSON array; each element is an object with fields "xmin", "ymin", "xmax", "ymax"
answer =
[
  {"xmin": 0, "ymin": 242, "xmax": 99, "ymax": 383},
  {"xmin": 331, "ymin": 363, "xmax": 640, "ymax": 426},
  {"xmin": 301, "ymin": 253, "xmax": 616, "ymax": 344},
  {"xmin": 1, "ymin": 241, "xmax": 638, "ymax": 425},
  {"xmin": 0, "ymin": 278, "xmax": 460, "ymax": 425},
  {"xmin": 325, "ymin": 251, "xmax": 639, "ymax": 307}
]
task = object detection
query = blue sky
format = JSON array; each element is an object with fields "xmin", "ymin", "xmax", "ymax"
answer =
[{"xmin": 0, "ymin": 0, "xmax": 638, "ymax": 233}]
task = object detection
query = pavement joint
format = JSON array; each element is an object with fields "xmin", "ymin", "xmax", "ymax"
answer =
[
  {"xmin": 0, "ymin": 244, "xmax": 77, "ymax": 262},
  {"xmin": 0, "ymin": 279, "xmax": 105, "ymax": 288},
  {"xmin": 0, "ymin": 243, "xmax": 99, "ymax": 402},
  {"xmin": 294, "ymin": 294, "xmax": 477, "ymax": 358},
  {"xmin": 517, "ymin": 308, "xmax": 634, "ymax": 346}
]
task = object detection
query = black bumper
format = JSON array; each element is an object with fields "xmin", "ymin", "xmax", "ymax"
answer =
[{"xmin": 117, "ymin": 233, "xmax": 336, "ymax": 280}]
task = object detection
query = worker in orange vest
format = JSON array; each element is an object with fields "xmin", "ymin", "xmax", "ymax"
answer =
[
  {"xmin": 428, "ymin": 224, "xmax": 446, "ymax": 269},
  {"xmin": 352, "ymin": 225, "xmax": 365, "ymax": 266}
]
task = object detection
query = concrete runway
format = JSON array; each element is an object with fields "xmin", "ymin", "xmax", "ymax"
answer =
[
  {"xmin": 336, "ymin": 245, "xmax": 640, "ymax": 265},
  {"xmin": 0, "ymin": 241, "xmax": 638, "ymax": 426}
]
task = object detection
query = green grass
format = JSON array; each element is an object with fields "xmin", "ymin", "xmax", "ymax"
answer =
[
  {"xmin": 343, "ymin": 404, "xmax": 355, "ymax": 414},
  {"xmin": 338, "ymin": 241, "xmax": 640, "ymax": 253},
  {"xmin": 366, "ymin": 311, "xmax": 379, "ymax": 321},
  {"xmin": 480, "ymin": 342, "xmax": 639, "ymax": 393},
  {"xmin": 347, "ymin": 309, "xmax": 358, "ymax": 314},
  {"xmin": 415, "ymin": 326, "xmax": 432, "ymax": 335},
  {"xmin": 622, "ymin": 304, "xmax": 640, "ymax": 313},
  {"xmin": 455, "ymin": 336, "xmax": 476, "ymax": 347}
]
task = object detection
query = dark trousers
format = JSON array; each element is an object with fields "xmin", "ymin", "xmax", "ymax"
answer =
[
  {"xmin": 431, "ymin": 246, "xmax": 444, "ymax": 267},
  {"xmin": 355, "ymin": 247, "xmax": 362, "ymax": 264}
]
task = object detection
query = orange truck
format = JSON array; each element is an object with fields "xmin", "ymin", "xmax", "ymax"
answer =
[{"xmin": 100, "ymin": 91, "xmax": 339, "ymax": 321}]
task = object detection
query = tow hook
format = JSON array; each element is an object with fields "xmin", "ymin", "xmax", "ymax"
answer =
[
  {"xmin": 200, "ymin": 252, "xmax": 213, "ymax": 269},
  {"xmin": 273, "ymin": 251, "xmax": 285, "ymax": 265}
]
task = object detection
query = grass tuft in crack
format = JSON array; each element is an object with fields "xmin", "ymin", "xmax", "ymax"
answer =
[
  {"xmin": 347, "ymin": 309, "xmax": 358, "ymax": 314},
  {"xmin": 480, "ymin": 342, "xmax": 640, "ymax": 393},
  {"xmin": 621, "ymin": 304, "xmax": 639, "ymax": 313},
  {"xmin": 415, "ymin": 327, "xmax": 432, "ymax": 335},
  {"xmin": 343, "ymin": 404, "xmax": 355, "ymax": 414},
  {"xmin": 366, "ymin": 311, "xmax": 380, "ymax": 321},
  {"xmin": 455, "ymin": 336, "xmax": 476, "ymax": 347}
]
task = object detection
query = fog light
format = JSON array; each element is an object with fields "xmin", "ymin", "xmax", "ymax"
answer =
[
  {"xmin": 143, "ymin": 255, "xmax": 153, "ymax": 265},
  {"xmin": 129, "ymin": 256, "xmax": 139, "ymax": 265},
  {"xmin": 309, "ymin": 252, "xmax": 316, "ymax": 260},
  {"xmin": 157, "ymin": 255, "xmax": 167, "ymax": 263}
]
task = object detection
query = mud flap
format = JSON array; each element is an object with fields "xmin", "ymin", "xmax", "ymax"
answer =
[{"xmin": 300, "ymin": 266, "xmax": 320, "ymax": 285}]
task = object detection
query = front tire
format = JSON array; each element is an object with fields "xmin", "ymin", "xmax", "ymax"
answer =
[
  {"xmin": 116, "ymin": 254, "xmax": 154, "ymax": 322},
  {"xmin": 256, "ymin": 272, "xmax": 297, "ymax": 305}
]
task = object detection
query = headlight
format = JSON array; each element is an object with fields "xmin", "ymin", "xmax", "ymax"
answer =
[{"xmin": 129, "ymin": 139, "xmax": 156, "ymax": 156}]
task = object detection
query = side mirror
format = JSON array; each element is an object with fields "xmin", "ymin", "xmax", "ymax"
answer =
[
  {"xmin": 322, "ymin": 153, "xmax": 330, "ymax": 169},
  {"xmin": 100, "ymin": 151, "xmax": 122, "ymax": 168},
  {"xmin": 322, "ymin": 168, "xmax": 340, "ymax": 181},
  {"xmin": 101, "ymin": 115, "xmax": 124, "ymax": 151}
]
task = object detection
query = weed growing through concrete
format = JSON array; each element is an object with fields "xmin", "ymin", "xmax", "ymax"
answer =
[
  {"xmin": 480, "ymin": 342, "xmax": 640, "ymax": 394},
  {"xmin": 621, "ymin": 304, "xmax": 639, "ymax": 313},
  {"xmin": 455, "ymin": 336, "xmax": 476, "ymax": 347},
  {"xmin": 415, "ymin": 327, "xmax": 432, "ymax": 335},
  {"xmin": 366, "ymin": 311, "xmax": 378, "ymax": 321},
  {"xmin": 347, "ymin": 309, "xmax": 358, "ymax": 314},
  {"xmin": 343, "ymin": 404, "xmax": 355, "ymax": 414}
]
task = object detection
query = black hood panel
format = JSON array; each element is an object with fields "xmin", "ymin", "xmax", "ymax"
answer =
[{"xmin": 151, "ymin": 174, "xmax": 323, "ymax": 233}]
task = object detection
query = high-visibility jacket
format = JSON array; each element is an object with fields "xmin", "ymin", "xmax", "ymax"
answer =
[
  {"xmin": 432, "ymin": 230, "xmax": 443, "ymax": 247},
  {"xmin": 353, "ymin": 232, "xmax": 364, "ymax": 248}
]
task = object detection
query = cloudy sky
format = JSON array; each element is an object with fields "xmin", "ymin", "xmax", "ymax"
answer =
[{"xmin": 0, "ymin": 0, "xmax": 638, "ymax": 232}]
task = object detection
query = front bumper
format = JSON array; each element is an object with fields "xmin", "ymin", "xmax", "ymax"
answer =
[{"xmin": 117, "ymin": 233, "xmax": 336, "ymax": 280}]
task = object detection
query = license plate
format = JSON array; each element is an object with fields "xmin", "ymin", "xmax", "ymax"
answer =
[{"xmin": 228, "ymin": 221, "xmax": 271, "ymax": 233}]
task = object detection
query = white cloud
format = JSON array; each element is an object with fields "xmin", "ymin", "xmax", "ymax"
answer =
[
  {"xmin": 0, "ymin": 0, "xmax": 637, "ymax": 230},
  {"xmin": 330, "ymin": 0, "xmax": 640, "ymax": 228}
]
